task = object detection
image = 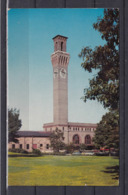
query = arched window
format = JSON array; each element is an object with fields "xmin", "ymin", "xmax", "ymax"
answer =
[
  {"xmin": 46, "ymin": 144, "xmax": 49, "ymax": 149},
  {"xmin": 85, "ymin": 135, "xmax": 91, "ymax": 144},
  {"xmin": 73, "ymin": 134, "xmax": 79, "ymax": 144},
  {"xmin": 26, "ymin": 144, "xmax": 29, "ymax": 149},
  {"xmin": 61, "ymin": 42, "xmax": 63, "ymax": 51}
]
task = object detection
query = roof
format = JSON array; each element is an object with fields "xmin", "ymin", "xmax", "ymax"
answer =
[
  {"xmin": 43, "ymin": 122, "xmax": 97, "ymax": 128},
  {"xmin": 52, "ymin": 35, "xmax": 68, "ymax": 40},
  {"xmin": 17, "ymin": 131, "xmax": 51, "ymax": 137}
]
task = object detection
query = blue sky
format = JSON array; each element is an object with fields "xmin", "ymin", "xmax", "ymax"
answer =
[{"xmin": 8, "ymin": 8, "xmax": 108, "ymax": 131}]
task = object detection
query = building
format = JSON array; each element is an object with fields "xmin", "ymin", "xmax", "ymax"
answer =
[
  {"xmin": 8, "ymin": 131, "xmax": 52, "ymax": 153},
  {"xmin": 8, "ymin": 35, "xmax": 97, "ymax": 152}
]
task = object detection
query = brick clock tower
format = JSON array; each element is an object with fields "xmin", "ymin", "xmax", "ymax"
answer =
[
  {"xmin": 43, "ymin": 35, "xmax": 96, "ymax": 145},
  {"xmin": 51, "ymin": 35, "xmax": 70, "ymax": 125}
]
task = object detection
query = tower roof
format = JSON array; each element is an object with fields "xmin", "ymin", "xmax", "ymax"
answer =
[{"xmin": 52, "ymin": 35, "xmax": 68, "ymax": 40}]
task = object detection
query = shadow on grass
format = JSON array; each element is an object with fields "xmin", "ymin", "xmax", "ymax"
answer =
[{"xmin": 102, "ymin": 165, "xmax": 119, "ymax": 180}]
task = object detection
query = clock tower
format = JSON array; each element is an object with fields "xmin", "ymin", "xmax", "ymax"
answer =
[{"xmin": 51, "ymin": 35, "xmax": 70, "ymax": 125}]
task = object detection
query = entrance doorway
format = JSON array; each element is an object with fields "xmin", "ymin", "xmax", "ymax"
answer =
[{"xmin": 33, "ymin": 144, "xmax": 37, "ymax": 149}]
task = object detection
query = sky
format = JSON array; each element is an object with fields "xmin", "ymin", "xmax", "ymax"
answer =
[{"xmin": 8, "ymin": 8, "xmax": 108, "ymax": 131}]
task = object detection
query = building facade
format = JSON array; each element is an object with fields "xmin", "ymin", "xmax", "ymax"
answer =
[
  {"xmin": 8, "ymin": 131, "xmax": 52, "ymax": 153},
  {"xmin": 9, "ymin": 35, "xmax": 97, "ymax": 152}
]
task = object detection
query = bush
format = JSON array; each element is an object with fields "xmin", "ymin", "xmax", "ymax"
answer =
[
  {"xmin": 20, "ymin": 149, "xmax": 28, "ymax": 154},
  {"xmin": 32, "ymin": 149, "xmax": 42, "ymax": 156},
  {"xmin": 65, "ymin": 143, "xmax": 77, "ymax": 154}
]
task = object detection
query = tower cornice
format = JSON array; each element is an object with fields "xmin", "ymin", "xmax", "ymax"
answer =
[
  {"xmin": 51, "ymin": 51, "xmax": 70, "ymax": 56},
  {"xmin": 52, "ymin": 35, "xmax": 68, "ymax": 40},
  {"xmin": 51, "ymin": 51, "xmax": 70, "ymax": 67}
]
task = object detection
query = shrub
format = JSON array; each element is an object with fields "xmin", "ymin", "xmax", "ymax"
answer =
[
  {"xmin": 32, "ymin": 149, "xmax": 42, "ymax": 156},
  {"xmin": 20, "ymin": 149, "xmax": 28, "ymax": 154},
  {"xmin": 65, "ymin": 143, "xmax": 76, "ymax": 154}
]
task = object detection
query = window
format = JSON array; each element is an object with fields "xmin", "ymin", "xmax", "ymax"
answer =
[
  {"xmin": 40, "ymin": 144, "xmax": 43, "ymax": 147},
  {"xmin": 73, "ymin": 134, "xmax": 79, "ymax": 144},
  {"xmin": 26, "ymin": 144, "xmax": 29, "ymax": 149},
  {"xmin": 63, "ymin": 127, "xmax": 64, "ymax": 130},
  {"xmin": 85, "ymin": 135, "xmax": 91, "ymax": 145},
  {"xmin": 61, "ymin": 42, "xmax": 63, "ymax": 51},
  {"xmin": 12, "ymin": 144, "xmax": 15, "ymax": 149},
  {"xmin": 19, "ymin": 144, "xmax": 22, "ymax": 149},
  {"xmin": 46, "ymin": 144, "xmax": 49, "ymax": 149}
]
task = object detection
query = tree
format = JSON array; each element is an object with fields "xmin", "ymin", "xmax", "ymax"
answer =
[
  {"xmin": 79, "ymin": 9, "xmax": 119, "ymax": 150},
  {"xmin": 49, "ymin": 128, "xmax": 65, "ymax": 152},
  {"xmin": 8, "ymin": 108, "xmax": 22, "ymax": 143},
  {"xmin": 93, "ymin": 111, "xmax": 119, "ymax": 150},
  {"xmin": 79, "ymin": 9, "xmax": 119, "ymax": 111},
  {"xmin": 65, "ymin": 143, "xmax": 77, "ymax": 154}
]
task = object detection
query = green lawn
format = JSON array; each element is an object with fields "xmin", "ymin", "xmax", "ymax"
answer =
[
  {"xmin": 8, "ymin": 155, "xmax": 119, "ymax": 186},
  {"xmin": 8, "ymin": 152, "xmax": 28, "ymax": 155}
]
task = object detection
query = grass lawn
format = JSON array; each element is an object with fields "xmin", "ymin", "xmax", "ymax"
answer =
[
  {"xmin": 8, "ymin": 152, "xmax": 28, "ymax": 155},
  {"xmin": 8, "ymin": 155, "xmax": 119, "ymax": 186}
]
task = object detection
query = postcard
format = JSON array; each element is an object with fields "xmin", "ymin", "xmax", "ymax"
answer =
[{"xmin": 8, "ymin": 8, "xmax": 119, "ymax": 186}]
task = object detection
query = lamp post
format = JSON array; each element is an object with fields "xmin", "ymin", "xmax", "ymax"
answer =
[{"xmin": 68, "ymin": 125, "xmax": 70, "ymax": 144}]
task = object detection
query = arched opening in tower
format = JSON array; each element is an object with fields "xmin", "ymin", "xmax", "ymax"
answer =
[{"xmin": 61, "ymin": 42, "xmax": 63, "ymax": 51}]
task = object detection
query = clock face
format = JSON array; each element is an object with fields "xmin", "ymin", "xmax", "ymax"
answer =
[
  {"xmin": 53, "ymin": 68, "xmax": 58, "ymax": 78},
  {"xmin": 60, "ymin": 68, "xmax": 66, "ymax": 78}
]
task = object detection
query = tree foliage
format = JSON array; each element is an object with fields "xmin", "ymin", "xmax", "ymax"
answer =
[
  {"xmin": 79, "ymin": 9, "xmax": 119, "ymax": 150},
  {"xmin": 79, "ymin": 9, "xmax": 119, "ymax": 111},
  {"xmin": 93, "ymin": 111, "xmax": 119, "ymax": 150},
  {"xmin": 8, "ymin": 108, "xmax": 22, "ymax": 143},
  {"xmin": 65, "ymin": 143, "xmax": 79, "ymax": 153},
  {"xmin": 49, "ymin": 128, "xmax": 65, "ymax": 152}
]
